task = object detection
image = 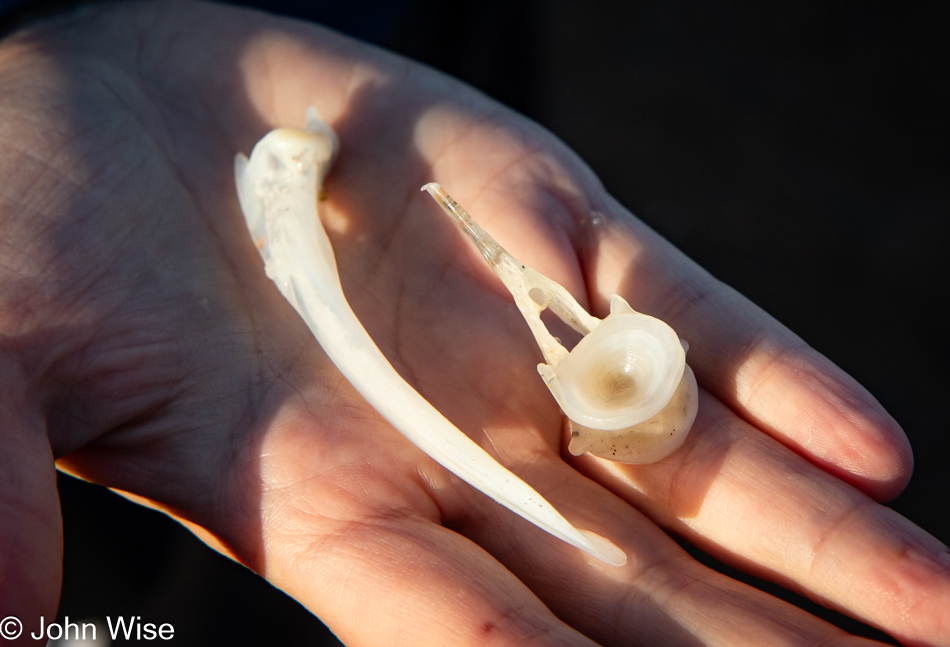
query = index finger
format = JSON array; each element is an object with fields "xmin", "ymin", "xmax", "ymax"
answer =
[{"xmin": 580, "ymin": 193, "xmax": 912, "ymax": 501}]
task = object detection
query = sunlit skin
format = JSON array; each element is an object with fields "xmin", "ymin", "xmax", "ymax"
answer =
[
  {"xmin": 0, "ymin": 2, "xmax": 947, "ymax": 646},
  {"xmin": 235, "ymin": 123, "xmax": 626, "ymax": 566}
]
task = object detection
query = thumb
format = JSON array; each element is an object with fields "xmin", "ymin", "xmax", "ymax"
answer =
[{"xmin": 0, "ymin": 386, "xmax": 61, "ymax": 644}]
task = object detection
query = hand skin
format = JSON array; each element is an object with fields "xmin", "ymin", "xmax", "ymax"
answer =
[{"xmin": 0, "ymin": 2, "xmax": 947, "ymax": 645}]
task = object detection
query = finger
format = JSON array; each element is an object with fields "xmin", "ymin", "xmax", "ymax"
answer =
[
  {"xmin": 455, "ymin": 454, "xmax": 890, "ymax": 647},
  {"xmin": 272, "ymin": 516, "xmax": 601, "ymax": 647},
  {"xmin": 237, "ymin": 396, "xmax": 595, "ymax": 647},
  {"xmin": 582, "ymin": 194, "xmax": 912, "ymax": 500},
  {"xmin": 0, "ymin": 379, "xmax": 62, "ymax": 637},
  {"xmin": 572, "ymin": 391, "xmax": 950, "ymax": 646},
  {"xmin": 259, "ymin": 481, "xmax": 597, "ymax": 645}
]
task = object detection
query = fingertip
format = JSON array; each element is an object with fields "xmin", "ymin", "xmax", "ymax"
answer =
[
  {"xmin": 804, "ymin": 370, "xmax": 914, "ymax": 502},
  {"xmin": 733, "ymin": 342, "xmax": 914, "ymax": 503},
  {"xmin": 834, "ymin": 411, "xmax": 913, "ymax": 502}
]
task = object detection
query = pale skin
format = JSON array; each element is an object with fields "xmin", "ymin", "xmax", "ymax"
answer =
[{"xmin": 0, "ymin": 2, "xmax": 947, "ymax": 646}]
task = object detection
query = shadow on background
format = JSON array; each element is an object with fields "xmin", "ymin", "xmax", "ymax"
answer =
[{"xmin": 56, "ymin": 1, "xmax": 947, "ymax": 645}]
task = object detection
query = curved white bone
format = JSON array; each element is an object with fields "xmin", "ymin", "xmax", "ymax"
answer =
[{"xmin": 235, "ymin": 109, "xmax": 625, "ymax": 567}]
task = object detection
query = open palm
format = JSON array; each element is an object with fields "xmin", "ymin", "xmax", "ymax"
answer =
[{"xmin": 0, "ymin": 2, "xmax": 946, "ymax": 645}]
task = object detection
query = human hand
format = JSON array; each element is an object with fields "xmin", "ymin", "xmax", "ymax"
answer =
[{"xmin": 0, "ymin": 1, "xmax": 946, "ymax": 645}]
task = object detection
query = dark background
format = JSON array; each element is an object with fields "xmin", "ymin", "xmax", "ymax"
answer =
[{"xmin": 55, "ymin": 1, "xmax": 948, "ymax": 645}]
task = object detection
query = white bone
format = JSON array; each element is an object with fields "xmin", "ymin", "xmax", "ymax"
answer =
[
  {"xmin": 423, "ymin": 183, "xmax": 697, "ymax": 464},
  {"xmin": 235, "ymin": 109, "xmax": 625, "ymax": 566}
]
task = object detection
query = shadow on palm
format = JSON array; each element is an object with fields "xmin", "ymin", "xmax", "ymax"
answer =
[{"xmin": 7, "ymin": 3, "xmax": 932, "ymax": 644}]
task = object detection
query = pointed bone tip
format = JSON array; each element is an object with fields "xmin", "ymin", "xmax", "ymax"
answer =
[
  {"xmin": 537, "ymin": 363, "xmax": 556, "ymax": 383},
  {"xmin": 421, "ymin": 183, "xmax": 452, "ymax": 209},
  {"xmin": 579, "ymin": 530, "xmax": 627, "ymax": 567},
  {"xmin": 609, "ymin": 294, "xmax": 636, "ymax": 314},
  {"xmin": 567, "ymin": 429, "xmax": 592, "ymax": 456},
  {"xmin": 421, "ymin": 184, "xmax": 470, "ymax": 228},
  {"xmin": 234, "ymin": 152, "xmax": 249, "ymax": 178},
  {"xmin": 421, "ymin": 182, "xmax": 443, "ymax": 196},
  {"xmin": 305, "ymin": 106, "xmax": 320, "ymax": 126}
]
